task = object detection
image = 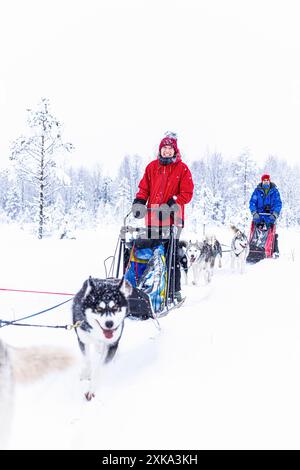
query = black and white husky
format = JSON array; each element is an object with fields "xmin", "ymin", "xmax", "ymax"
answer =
[
  {"xmin": 185, "ymin": 235, "xmax": 222, "ymax": 285},
  {"xmin": 178, "ymin": 240, "xmax": 189, "ymax": 285},
  {"xmin": 0, "ymin": 338, "xmax": 74, "ymax": 449},
  {"xmin": 230, "ymin": 225, "xmax": 250, "ymax": 274},
  {"xmin": 207, "ymin": 235, "xmax": 222, "ymax": 269},
  {"xmin": 72, "ymin": 277, "xmax": 132, "ymax": 401},
  {"xmin": 185, "ymin": 241, "xmax": 203, "ymax": 285}
]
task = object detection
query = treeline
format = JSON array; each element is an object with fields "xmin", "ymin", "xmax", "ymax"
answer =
[{"xmin": 0, "ymin": 99, "xmax": 299, "ymax": 237}]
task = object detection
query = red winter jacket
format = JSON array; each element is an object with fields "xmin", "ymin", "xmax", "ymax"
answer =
[{"xmin": 135, "ymin": 153, "xmax": 194, "ymax": 227}]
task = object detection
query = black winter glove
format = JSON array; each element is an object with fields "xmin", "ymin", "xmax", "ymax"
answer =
[
  {"xmin": 132, "ymin": 198, "xmax": 147, "ymax": 219},
  {"xmin": 157, "ymin": 199, "xmax": 181, "ymax": 221},
  {"xmin": 252, "ymin": 211, "xmax": 260, "ymax": 221},
  {"xmin": 166, "ymin": 197, "xmax": 180, "ymax": 212}
]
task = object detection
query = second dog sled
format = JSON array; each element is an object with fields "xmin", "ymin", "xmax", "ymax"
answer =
[
  {"xmin": 246, "ymin": 213, "xmax": 278, "ymax": 264},
  {"xmin": 107, "ymin": 213, "xmax": 185, "ymax": 321}
]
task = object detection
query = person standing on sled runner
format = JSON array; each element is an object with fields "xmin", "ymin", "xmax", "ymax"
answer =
[
  {"xmin": 249, "ymin": 174, "xmax": 282, "ymax": 256},
  {"xmin": 131, "ymin": 132, "xmax": 194, "ymax": 302}
]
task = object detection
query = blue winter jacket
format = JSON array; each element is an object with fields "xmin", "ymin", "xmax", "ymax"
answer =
[{"xmin": 249, "ymin": 182, "xmax": 282, "ymax": 224}]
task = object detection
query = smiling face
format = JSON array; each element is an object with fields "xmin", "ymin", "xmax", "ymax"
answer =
[{"xmin": 160, "ymin": 145, "xmax": 175, "ymax": 158}]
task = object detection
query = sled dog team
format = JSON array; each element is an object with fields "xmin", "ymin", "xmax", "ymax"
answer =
[
  {"xmin": 71, "ymin": 225, "xmax": 250, "ymax": 402},
  {"xmin": 180, "ymin": 224, "xmax": 250, "ymax": 286}
]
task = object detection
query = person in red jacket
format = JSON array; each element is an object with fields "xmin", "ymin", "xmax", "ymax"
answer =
[{"xmin": 132, "ymin": 132, "xmax": 194, "ymax": 301}]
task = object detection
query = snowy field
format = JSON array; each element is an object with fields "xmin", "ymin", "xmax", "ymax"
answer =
[{"xmin": 1, "ymin": 222, "xmax": 300, "ymax": 450}]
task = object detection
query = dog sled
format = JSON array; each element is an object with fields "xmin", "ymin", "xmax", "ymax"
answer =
[
  {"xmin": 107, "ymin": 213, "xmax": 185, "ymax": 321},
  {"xmin": 246, "ymin": 213, "xmax": 278, "ymax": 264}
]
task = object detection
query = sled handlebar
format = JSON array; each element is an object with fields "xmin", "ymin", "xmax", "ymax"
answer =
[
  {"xmin": 120, "ymin": 225, "xmax": 144, "ymax": 235},
  {"xmin": 124, "ymin": 207, "xmax": 168, "ymax": 227},
  {"xmin": 258, "ymin": 212, "xmax": 274, "ymax": 216}
]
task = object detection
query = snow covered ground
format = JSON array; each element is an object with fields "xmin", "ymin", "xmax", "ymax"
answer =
[{"xmin": 1, "ymin": 222, "xmax": 300, "ymax": 450}]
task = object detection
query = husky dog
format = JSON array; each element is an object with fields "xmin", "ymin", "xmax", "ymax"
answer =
[
  {"xmin": 186, "ymin": 240, "xmax": 215, "ymax": 285},
  {"xmin": 178, "ymin": 240, "xmax": 189, "ymax": 285},
  {"xmin": 186, "ymin": 235, "xmax": 222, "ymax": 285},
  {"xmin": 186, "ymin": 241, "xmax": 202, "ymax": 285},
  {"xmin": 72, "ymin": 276, "xmax": 132, "ymax": 401},
  {"xmin": 230, "ymin": 225, "xmax": 250, "ymax": 274},
  {"xmin": 0, "ymin": 338, "xmax": 74, "ymax": 449},
  {"xmin": 200, "ymin": 235, "xmax": 223, "ymax": 283},
  {"xmin": 205, "ymin": 235, "xmax": 222, "ymax": 269}
]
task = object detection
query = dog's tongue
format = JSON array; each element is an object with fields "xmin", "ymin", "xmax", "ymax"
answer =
[{"xmin": 103, "ymin": 329, "xmax": 113, "ymax": 339}]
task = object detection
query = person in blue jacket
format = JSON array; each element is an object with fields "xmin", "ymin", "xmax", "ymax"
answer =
[{"xmin": 249, "ymin": 173, "xmax": 282, "ymax": 255}]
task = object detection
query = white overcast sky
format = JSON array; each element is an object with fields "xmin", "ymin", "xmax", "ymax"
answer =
[{"xmin": 1, "ymin": 0, "xmax": 300, "ymax": 174}]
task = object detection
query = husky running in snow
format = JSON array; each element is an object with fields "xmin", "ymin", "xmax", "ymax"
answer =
[
  {"xmin": 185, "ymin": 235, "xmax": 222, "ymax": 285},
  {"xmin": 185, "ymin": 240, "xmax": 203, "ymax": 285},
  {"xmin": 230, "ymin": 225, "xmax": 250, "ymax": 274},
  {"xmin": 177, "ymin": 240, "xmax": 189, "ymax": 285},
  {"xmin": 205, "ymin": 234, "xmax": 222, "ymax": 270},
  {"xmin": 72, "ymin": 277, "xmax": 132, "ymax": 401}
]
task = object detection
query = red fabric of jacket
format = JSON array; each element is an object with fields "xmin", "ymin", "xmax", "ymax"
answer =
[{"xmin": 135, "ymin": 153, "xmax": 194, "ymax": 227}]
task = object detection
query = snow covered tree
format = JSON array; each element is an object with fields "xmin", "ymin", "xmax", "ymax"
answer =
[
  {"xmin": 190, "ymin": 159, "xmax": 206, "ymax": 187},
  {"xmin": 101, "ymin": 176, "xmax": 114, "ymax": 205},
  {"xmin": 262, "ymin": 156, "xmax": 300, "ymax": 226},
  {"xmin": 116, "ymin": 154, "xmax": 144, "ymax": 203},
  {"xmin": 69, "ymin": 181, "xmax": 92, "ymax": 229},
  {"xmin": 114, "ymin": 176, "xmax": 131, "ymax": 222},
  {"xmin": 187, "ymin": 181, "xmax": 215, "ymax": 236},
  {"xmin": 227, "ymin": 150, "xmax": 258, "ymax": 228},
  {"xmin": 90, "ymin": 165, "xmax": 104, "ymax": 215},
  {"xmin": 0, "ymin": 169, "xmax": 12, "ymax": 213},
  {"xmin": 10, "ymin": 98, "xmax": 73, "ymax": 238},
  {"xmin": 47, "ymin": 193, "xmax": 66, "ymax": 234},
  {"xmin": 262, "ymin": 155, "xmax": 281, "ymax": 182},
  {"xmin": 205, "ymin": 152, "xmax": 229, "ymax": 224},
  {"xmin": 129, "ymin": 154, "xmax": 144, "ymax": 201},
  {"xmin": 4, "ymin": 185, "xmax": 22, "ymax": 221},
  {"xmin": 206, "ymin": 152, "xmax": 226, "ymax": 196}
]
